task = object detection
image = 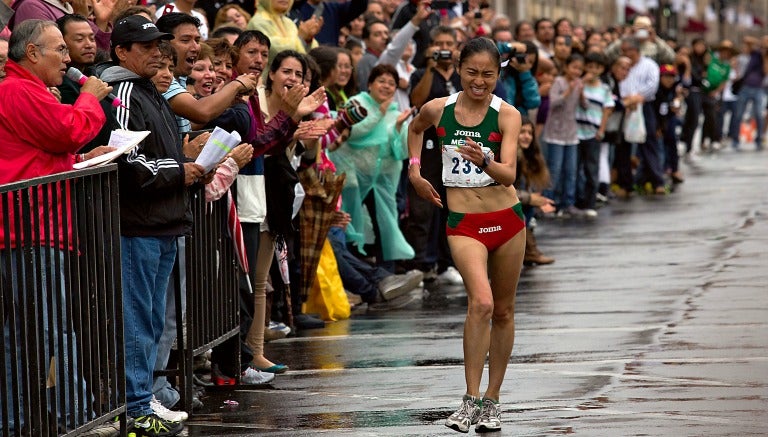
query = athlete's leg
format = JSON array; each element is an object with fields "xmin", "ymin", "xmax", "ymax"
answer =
[
  {"xmin": 484, "ymin": 229, "xmax": 525, "ymax": 401},
  {"xmin": 449, "ymin": 235, "xmax": 492, "ymax": 398}
]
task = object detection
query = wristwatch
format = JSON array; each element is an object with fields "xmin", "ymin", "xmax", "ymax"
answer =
[{"xmin": 479, "ymin": 152, "xmax": 491, "ymax": 170}]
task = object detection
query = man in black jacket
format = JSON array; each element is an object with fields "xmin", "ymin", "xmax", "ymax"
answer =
[{"xmin": 102, "ymin": 15, "xmax": 206, "ymax": 437}]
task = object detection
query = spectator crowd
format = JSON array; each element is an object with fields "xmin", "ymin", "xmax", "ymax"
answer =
[{"xmin": 0, "ymin": 0, "xmax": 767, "ymax": 435}]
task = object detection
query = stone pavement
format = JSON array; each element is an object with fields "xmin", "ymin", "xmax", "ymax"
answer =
[{"xmin": 182, "ymin": 147, "xmax": 768, "ymax": 436}]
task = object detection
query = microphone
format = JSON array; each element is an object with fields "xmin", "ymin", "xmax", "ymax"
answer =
[{"xmin": 65, "ymin": 67, "xmax": 124, "ymax": 108}]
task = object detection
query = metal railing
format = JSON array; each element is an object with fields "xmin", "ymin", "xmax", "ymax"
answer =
[
  {"xmin": 176, "ymin": 191, "xmax": 240, "ymax": 410},
  {"xmin": 0, "ymin": 165, "xmax": 126, "ymax": 436}
]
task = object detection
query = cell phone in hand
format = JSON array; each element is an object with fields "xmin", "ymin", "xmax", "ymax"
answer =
[{"xmin": 312, "ymin": 2, "xmax": 324, "ymax": 18}]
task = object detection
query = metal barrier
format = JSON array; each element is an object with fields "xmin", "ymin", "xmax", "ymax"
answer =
[
  {"xmin": 0, "ymin": 165, "xmax": 126, "ymax": 436},
  {"xmin": 176, "ymin": 191, "xmax": 240, "ymax": 411}
]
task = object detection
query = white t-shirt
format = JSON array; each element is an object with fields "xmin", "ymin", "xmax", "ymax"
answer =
[{"xmin": 155, "ymin": 3, "xmax": 209, "ymax": 40}]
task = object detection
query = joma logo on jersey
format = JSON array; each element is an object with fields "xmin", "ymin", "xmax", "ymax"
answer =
[
  {"xmin": 478, "ymin": 226, "xmax": 502, "ymax": 234},
  {"xmin": 455, "ymin": 130, "xmax": 481, "ymax": 138}
]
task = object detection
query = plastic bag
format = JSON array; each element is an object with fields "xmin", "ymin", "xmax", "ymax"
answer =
[
  {"xmin": 623, "ymin": 107, "xmax": 647, "ymax": 144},
  {"xmin": 303, "ymin": 239, "xmax": 350, "ymax": 321}
]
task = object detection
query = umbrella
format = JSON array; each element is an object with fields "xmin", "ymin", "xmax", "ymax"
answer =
[{"xmin": 298, "ymin": 167, "xmax": 346, "ymax": 300}]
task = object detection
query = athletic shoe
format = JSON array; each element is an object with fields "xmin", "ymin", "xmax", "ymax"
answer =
[
  {"xmin": 377, "ymin": 269, "xmax": 423, "ymax": 301},
  {"xmin": 269, "ymin": 321, "xmax": 292, "ymax": 336},
  {"xmin": 475, "ymin": 398, "xmax": 502, "ymax": 433},
  {"xmin": 263, "ymin": 325, "xmax": 288, "ymax": 342},
  {"xmin": 445, "ymin": 395, "xmax": 481, "ymax": 433},
  {"xmin": 149, "ymin": 396, "xmax": 188, "ymax": 423},
  {"xmin": 211, "ymin": 364, "xmax": 236, "ymax": 386},
  {"xmin": 437, "ymin": 266, "xmax": 464, "ymax": 286},
  {"xmin": 583, "ymin": 209, "xmax": 598, "ymax": 218},
  {"xmin": 240, "ymin": 366, "xmax": 276, "ymax": 385},
  {"xmin": 131, "ymin": 413, "xmax": 183, "ymax": 436}
]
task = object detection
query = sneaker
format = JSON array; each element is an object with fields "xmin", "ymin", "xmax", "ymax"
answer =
[
  {"xmin": 240, "ymin": 366, "xmax": 276, "ymax": 385},
  {"xmin": 131, "ymin": 413, "xmax": 183, "ymax": 437},
  {"xmin": 211, "ymin": 364, "xmax": 236, "ymax": 386},
  {"xmin": 583, "ymin": 209, "xmax": 598, "ymax": 218},
  {"xmin": 269, "ymin": 321, "xmax": 291, "ymax": 336},
  {"xmin": 438, "ymin": 266, "xmax": 464, "ymax": 286},
  {"xmin": 264, "ymin": 325, "xmax": 288, "ymax": 342},
  {"xmin": 422, "ymin": 267, "xmax": 438, "ymax": 283},
  {"xmin": 377, "ymin": 269, "xmax": 423, "ymax": 301},
  {"xmin": 475, "ymin": 398, "xmax": 502, "ymax": 433},
  {"xmin": 562, "ymin": 205, "xmax": 584, "ymax": 218},
  {"xmin": 595, "ymin": 192, "xmax": 609, "ymax": 204},
  {"xmin": 149, "ymin": 396, "xmax": 188, "ymax": 423},
  {"xmin": 445, "ymin": 395, "xmax": 481, "ymax": 433}
]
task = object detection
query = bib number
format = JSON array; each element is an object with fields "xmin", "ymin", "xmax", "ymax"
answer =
[{"xmin": 442, "ymin": 146, "xmax": 494, "ymax": 187}]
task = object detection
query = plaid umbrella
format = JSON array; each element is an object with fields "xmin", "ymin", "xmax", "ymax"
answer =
[{"xmin": 298, "ymin": 167, "xmax": 346, "ymax": 299}]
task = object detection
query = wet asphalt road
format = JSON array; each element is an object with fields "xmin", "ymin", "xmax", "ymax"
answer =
[{"xmin": 183, "ymin": 147, "xmax": 768, "ymax": 436}]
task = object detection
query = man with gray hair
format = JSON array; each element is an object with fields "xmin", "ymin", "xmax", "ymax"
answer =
[
  {"xmin": 604, "ymin": 15, "xmax": 675, "ymax": 65},
  {"xmin": 617, "ymin": 36, "xmax": 666, "ymax": 195},
  {"xmin": 0, "ymin": 18, "xmax": 111, "ymax": 433}
]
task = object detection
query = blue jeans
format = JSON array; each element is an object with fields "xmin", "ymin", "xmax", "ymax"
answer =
[
  {"xmin": 152, "ymin": 237, "xmax": 185, "ymax": 409},
  {"xmin": 544, "ymin": 143, "xmax": 578, "ymax": 209},
  {"xmin": 328, "ymin": 226, "xmax": 390, "ymax": 303},
  {"xmin": 2, "ymin": 249, "xmax": 88, "ymax": 432},
  {"xmin": 719, "ymin": 99, "xmax": 738, "ymax": 139},
  {"xmin": 121, "ymin": 236, "xmax": 177, "ymax": 417},
  {"xmin": 730, "ymin": 86, "xmax": 765, "ymax": 146}
]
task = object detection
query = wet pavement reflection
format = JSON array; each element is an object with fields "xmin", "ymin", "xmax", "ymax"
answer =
[{"xmin": 184, "ymin": 150, "xmax": 768, "ymax": 436}]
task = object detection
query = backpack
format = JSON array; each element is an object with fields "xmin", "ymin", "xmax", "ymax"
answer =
[{"xmin": 704, "ymin": 52, "xmax": 730, "ymax": 92}]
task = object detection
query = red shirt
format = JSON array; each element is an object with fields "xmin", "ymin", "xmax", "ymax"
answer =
[{"xmin": 0, "ymin": 60, "xmax": 106, "ymax": 249}]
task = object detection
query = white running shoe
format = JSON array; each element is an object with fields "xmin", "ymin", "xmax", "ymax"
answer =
[
  {"xmin": 240, "ymin": 367, "xmax": 276, "ymax": 385},
  {"xmin": 268, "ymin": 321, "xmax": 291, "ymax": 335},
  {"xmin": 438, "ymin": 266, "xmax": 464, "ymax": 286},
  {"xmin": 445, "ymin": 395, "xmax": 481, "ymax": 433},
  {"xmin": 150, "ymin": 395, "xmax": 188, "ymax": 423},
  {"xmin": 475, "ymin": 398, "xmax": 502, "ymax": 432}
]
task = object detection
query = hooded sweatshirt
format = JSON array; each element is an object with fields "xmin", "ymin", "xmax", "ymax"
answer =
[
  {"xmin": 247, "ymin": 0, "xmax": 317, "ymax": 69},
  {"xmin": 101, "ymin": 65, "xmax": 191, "ymax": 237}
]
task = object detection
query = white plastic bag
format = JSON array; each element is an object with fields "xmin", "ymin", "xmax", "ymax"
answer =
[{"xmin": 623, "ymin": 107, "xmax": 647, "ymax": 144}]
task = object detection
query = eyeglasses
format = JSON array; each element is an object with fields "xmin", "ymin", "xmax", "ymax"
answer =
[
  {"xmin": 373, "ymin": 77, "xmax": 396, "ymax": 87},
  {"xmin": 35, "ymin": 44, "xmax": 69, "ymax": 57}
]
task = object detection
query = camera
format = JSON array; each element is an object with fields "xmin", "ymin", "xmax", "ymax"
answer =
[
  {"xmin": 497, "ymin": 42, "xmax": 527, "ymax": 63},
  {"xmin": 432, "ymin": 50, "xmax": 453, "ymax": 61}
]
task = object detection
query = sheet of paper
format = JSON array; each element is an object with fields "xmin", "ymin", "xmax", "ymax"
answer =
[
  {"xmin": 194, "ymin": 126, "xmax": 241, "ymax": 173},
  {"xmin": 73, "ymin": 129, "xmax": 150, "ymax": 169}
]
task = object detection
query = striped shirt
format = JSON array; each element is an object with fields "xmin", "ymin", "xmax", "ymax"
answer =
[
  {"xmin": 163, "ymin": 76, "xmax": 191, "ymax": 137},
  {"xmin": 619, "ymin": 56, "xmax": 659, "ymax": 103},
  {"xmin": 576, "ymin": 82, "xmax": 615, "ymax": 140}
]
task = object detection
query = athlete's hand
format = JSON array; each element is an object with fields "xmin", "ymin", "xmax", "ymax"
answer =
[
  {"xmin": 457, "ymin": 137, "xmax": 486, "ymax": 168},
  {"xmin": 409, "ymin": 173, "xmax": 442, "ymax": 208}
]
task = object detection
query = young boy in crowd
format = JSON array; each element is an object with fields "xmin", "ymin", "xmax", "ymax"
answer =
[
  {"xmin": 575, "ymin": 52, "xmax": 614, "ymax": 217},
  {"xmin": 655, "ymin": 63, "xmax": 684, "ymax": 184},
  {"xmin": 534, "ymin": 59, "xmax": 557, "ymax": 139},
  {"xmin": 151, "ymin": 40, "xmax": 176, "ymax": 94}
]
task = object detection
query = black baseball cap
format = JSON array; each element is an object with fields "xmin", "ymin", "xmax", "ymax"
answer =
[{"xmin": 112, "ymin": 15, "xmax": 174, "ymax": 46}]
